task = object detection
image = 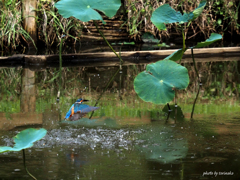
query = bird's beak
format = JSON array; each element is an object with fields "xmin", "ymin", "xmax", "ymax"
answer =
[{"xmin": 81, "ymin": 99, "xmax": 89, "ymax": 103}]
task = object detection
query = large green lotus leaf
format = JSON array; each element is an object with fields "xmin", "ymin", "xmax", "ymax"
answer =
[
  {"xmin": 151, "ymin": 4, "xmax": 192, "ymax": 30},
  {"xmin": 134, "ymin": 60, "xmax": 189, "ymax": 104},
  {"xmin": 164, "ymin": 48, "xmax": 186, "ymax": 61},
  {"xmin": 55, "ymin": 0, "xmax": 121, "ymax": 24},
  {"xmin": 151, "ymin": 1, "xmax": 206, "ymax": 30},
  {"xmin": 60, "ymin": 118, "xmax": 119, "ymax": 128},
  {"xmin": 0, "ymin": 128, "xmax": 47, "ymax": 153},
  {"xmin": 193, "ymin": 33, "xmax": 222, "ymax": 48}
]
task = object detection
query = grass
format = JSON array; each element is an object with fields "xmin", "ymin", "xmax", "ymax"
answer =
[
  {"xmin": 1, "ymin": 0, "xmax": 239, "ymax": 50},
  {"xmin": 0, "ymin": 0, "xmax": 36, "ymax": 51}
]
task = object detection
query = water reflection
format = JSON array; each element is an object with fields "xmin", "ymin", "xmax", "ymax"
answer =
[{"xmin": 0, "ymin": 60, "xmax": 240, "ymax": 179}]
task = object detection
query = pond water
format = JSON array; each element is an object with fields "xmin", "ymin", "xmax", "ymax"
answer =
[{"xmin": 0, "ymin": 60, "xmax": 240, "ymax": 180}]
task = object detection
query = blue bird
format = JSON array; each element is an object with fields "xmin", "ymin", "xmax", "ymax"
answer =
[{"xmin": 64, "ymin": 98, "xmax": 100, "ymax": 121}]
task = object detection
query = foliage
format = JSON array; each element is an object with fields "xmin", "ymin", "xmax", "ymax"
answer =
[
  {"xmin": 134, "ymin": 60, "xmax": 189, "ymax": 104},
  {"xmin": 124, "ymin": 0, "xmax": 239, "ymax": 41},
  {"xmin": 37, "ymin": 0, "xmax": 79, "ymax": 47},
  {"xmin": 61, "ymin": 117, "xmax": 119, "ymax": 128},
  {"xmin": 211, "ymin": 0, "xmax": 240, "ymax": 33},
  {"xmin": 164, "ymin": 33, "xmax": 223, "ymax": 62},
  {"xmin": 151, "ymin": 1, "xmax": 206, "ymax": 31},
  {"xmin": 55, "ymin": 0, "xmax": 121, "ymax": 24},
  {"xmin": 193, "ymin": 33, "xmax": 223, "ymax": 48},
  {"xmin": 0, "ymin": 0, "xmax": 36, "ymax": 50},
  {"xmin": 141, "ymin": 32, "xmax": 159, "ymax": 43},
  {"xmin": 133, "ymin": 0, "xmax": 223, "ymax": 108},
  {"xmin": 0, "ymin": 128, "xmax": 47, "ymax": 153}
]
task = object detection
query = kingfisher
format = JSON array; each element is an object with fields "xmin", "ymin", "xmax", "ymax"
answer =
[{"xmin": 64, "ymin": 98, "xmax": 100, "ymax": 121}]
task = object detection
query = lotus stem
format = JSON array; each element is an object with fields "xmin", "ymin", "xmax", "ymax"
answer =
[
  {"xmin": 93, "ymin": 20, "xmax": 123, "ymax": 64},
  {"xmin": 22, "ymin": 149, "xmax": 37, "ymax": 180},
  {"xmin": 191, "ymin": 83, "xmax": 200, "ymax": 119},
  {"xmin": 190, "ymin": 48, "xmax": 202, "ymax": 119},
  {"xmin": 89, "ymin": 21, "xmax": 124, "ymax": 119},
  {"xmin": 89, "ymin": 68, "xmax": 120, "ymax": 119},
  {"xmin": 58, "ymin": 35, "xmax": 64, "ymax": 101},
  {"xmin": 179, "ymin": 27, "xmax": 186, "ymax": 64}
]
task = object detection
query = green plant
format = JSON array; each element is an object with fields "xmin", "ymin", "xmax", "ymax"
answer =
[
  {"xmin": 134, "ymin": 1, "xmax": 222, "ymax": 118},
  {"xmin": 211, "ymin": 0, "xmax": 240, "ymax": 33},
  {"xmin": 0, "ymin": 0, "xmax": 36, "ymax": 50},
  {"xmin": 134, "ymin": 60, "xmax": 189, "ymax": 104},
  {"xmin": 0, "ymin": 128, "xmax": 47, "ymax": 180}
]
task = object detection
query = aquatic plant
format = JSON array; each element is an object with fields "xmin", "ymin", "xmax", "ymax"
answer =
[
  {"xmin": 134, "ymin": 0, "xmax": 222, "ymax": 118},
  {"xmin": 124, "ymin": 0, "xmax": 239, "ymax": 41},
  {"xmin": 0, "ymin": 128, "xmax": 47, "ymax": 180},
  {"xmin": 134, "ymin": 60, "xmax": 189, "ymax": 104}
]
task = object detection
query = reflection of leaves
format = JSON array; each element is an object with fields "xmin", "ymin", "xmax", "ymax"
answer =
[
  {"xmin": 61, "ymin": 117, "xmax": 119, "ymax": 128},
  {"xmin": 142, "ymin": 32, "xmax": 160, "ymax": 43},
  {"xmin": 162, "ymin": 105, "xmax": 185, "ymax": 121},
  {"xmin": 157, "ymin": 43, "xmax": 170, "ymax": 47},
  {"xmin": 134, "ymin": 60, "xmax": 189, "ymax": 104},
  {"xmin": 136, "ymin": 126, "xmax": 188, "ymax": 163},
  {"xmin": 0, "ymin": 128, "xmax": 47, "ymax": 153}
]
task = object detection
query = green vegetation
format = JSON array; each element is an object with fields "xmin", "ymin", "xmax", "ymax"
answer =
[
  {"xmin": 124, "ymin": 0, "xmax": 239, "ymax": 41},
  {"xmin": 0, "ymin": 128, "xmax": 47, "ymax": 180},
  {"xmin": 0, "ymin": 128, "xmax": 47, "ymax": 153},
  {"xmin": 0, "ymin": 0, "xmax": 36, "ymax": 50},
  {"xmin": 133, "ymin": 1, "xmax": 223, "ymax": 119},
  {"xmin": 134, "ymin": 60, "xmax": 189, "ymax": 104},
  {"xmin": 0, "ymin": 0, "xmax": 239, "ymax": 49}
]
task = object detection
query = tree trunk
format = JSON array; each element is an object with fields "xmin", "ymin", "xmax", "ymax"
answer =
[{"xmin": 22, "ymin": 0, "xmax": 37, "ymax": 47}]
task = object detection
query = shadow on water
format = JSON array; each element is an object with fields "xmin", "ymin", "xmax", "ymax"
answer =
[{"xmin": 0, "ymin": 58, "xmax": 240, "ymax": 179}]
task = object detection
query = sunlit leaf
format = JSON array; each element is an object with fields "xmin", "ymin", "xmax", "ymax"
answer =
[
  {"xmin": 0, "ymin": 128, "xmax": 47, "ymax": 153},
  {"xmin": 55, "ymin": 0, "xmax": 121, "ymax": 24},
  {"xmin": 151, "ymin": 4, "xmax": 192, "ymax": 30},
  {"xmin": 164, "ymin": 48, "xmax": 186, "ymax": 61},
  {"xmin": 134, "ymin": 60, "xmax": 189, "ymax": 104},
  {"xmin": 151, "ymin": 1, "xmax": 206, "ymax": 30},
  {"xmin": 193, "ymin": 33, "xmax": 222, "ymax": 48},
  {"xmin": 191, "ymin": 1, "xmax": 207, "ymax": 21}
]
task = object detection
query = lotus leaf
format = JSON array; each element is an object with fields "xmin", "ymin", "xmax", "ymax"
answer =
[
  {"xmin": 0, "ymin": 128, "xmax": 47, "ymax": 153},
  {"xmin": 61, "ymin": 118, "xmax": 119, "ymax": 128},
  {"xmin": 55, "ymin": 0, "xmax": 121, "ymax": 24},
  {"xmin": 164, "ymin": 48, "xmax": 186, "ymax": 61},
  {"xmin": 142, "ymin": 32, "xmax": 160, "ymax": 44},
  {"xmin": 151, "ymin": 1, "xmax": 206, "ymax": 30},
  {"xmin": 193, "ymin": 33, "xmax": 222, "ymax": 48},
  {"xmin": 134, "ymin": 60, "xmax": 189, "ymax": 104}
]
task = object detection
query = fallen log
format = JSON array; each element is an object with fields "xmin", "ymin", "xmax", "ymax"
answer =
[{"xmin": 0, "ymin": 47, "xmax": 239, "ymax": 71}]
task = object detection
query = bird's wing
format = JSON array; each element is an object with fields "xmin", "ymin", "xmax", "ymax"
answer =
[
  {"xmin": 74, "ymin": 104, "xmax": 100, "ymax": 114},
  {"xmin": 64, "ymin": 104, "xmax": 74, "ymax": 119}
]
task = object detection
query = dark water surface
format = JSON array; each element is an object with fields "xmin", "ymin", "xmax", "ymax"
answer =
[{"xmin": 0, "ymin": 59, "xmax": 240, "ymax": 180}]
